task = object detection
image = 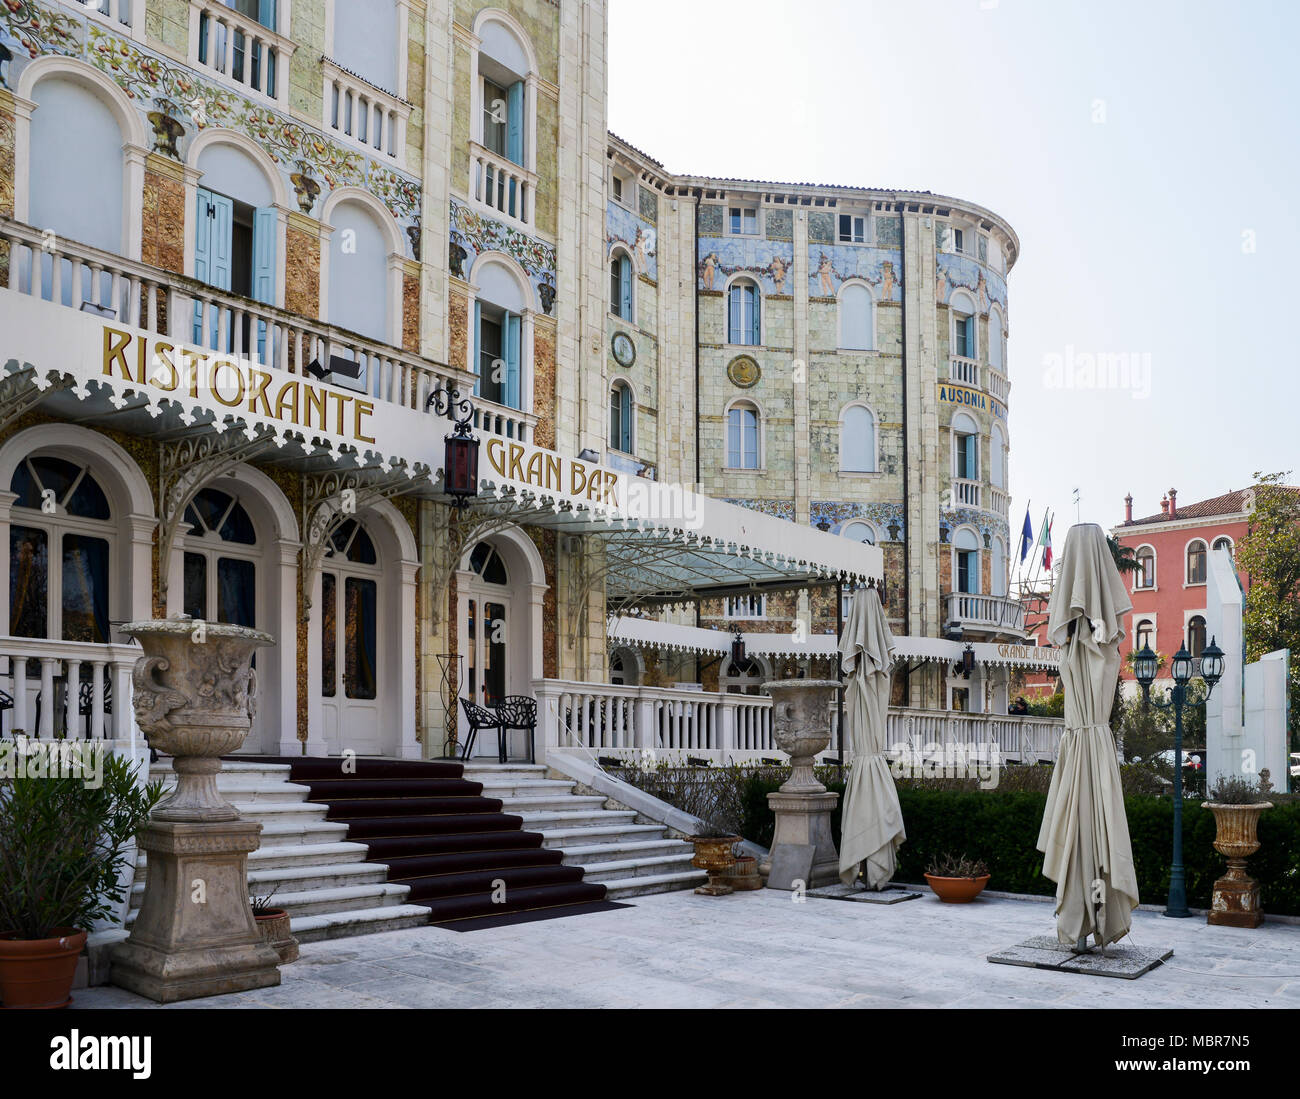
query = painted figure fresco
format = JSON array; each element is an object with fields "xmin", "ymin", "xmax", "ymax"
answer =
[
  {"xmin": 816, "ymin": 252, "xmax": 835, "ymax": 296},
  {"xmin": 701, "ymin": 252, "xmax": 719, "ymax": 290},
  {"xmin": 768, "ymin": 254, "xmax": 788, "ymax": 294}
]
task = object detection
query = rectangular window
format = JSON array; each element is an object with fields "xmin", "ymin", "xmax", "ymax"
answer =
[
  {"xmin": 727, "ymin": 408, "xmax": 759, "ymax": 469},
  {"xmin": 729, "ymin": 206, "xmax": 758, "ymax": 235},
  {"xmin": 10, "ymin": 526, "xmax": 49, "ymax": 638},
  {"xmin": 954, "ymin": 315, "xmax": 974, "ymax": 358},
  {"xmin": 482, "ymin": 600, "xmax": 506, "ymax": 707},
  {"xmin": 839, "ymin": 214, "xmax": 866, "ymax": 243},
  {"xmin": 482, "ymin": 78, "xmax": 508, "ymax": 156},
  {"xmin": 957, "ymin": 550, "xmax": 978, "ymax": 594},
  {"xmin": 183, "ymin": 552, "xmax": 207, "ymax": 620},
  {"xmin": 956, "ymin": 433, "xmax": 978, "ymax": 480},
  {"xmin": 321, "ymin": 572, "xmax": 337, "ymax": 698},
  {"xmin": 952, "ymin": 228, "xmax": 965, "ymax": 253},
  {"xmin": 611, "ymin": 173, "xmax": 624, "ymax": 205},
  {"xmin": 62, "ymin": 534, "xmax": 109, "ymax": 643},
  {"xmin": 725, "ymin": 594, "xmax": 765, "ymax": 618},
  {"xmin": 344, "ymin": 577, "xmax": 378, "ymax": 700},
  {"xmin": 477, "ymin": 310, "xmax": 504, "ymax": 405},
  {"xmin": 217, "ymin": 557, "xmax": 256, "ymax": 627}
]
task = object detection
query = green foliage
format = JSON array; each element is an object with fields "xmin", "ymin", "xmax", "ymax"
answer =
[
  {"xmin": 1108, "ymin": 535, "xmax": 1140, "ymax": 574},
  {"xmin": 1236, "ymin": 472, "xmax": 1300, "ymax": 751},
  {"xmin": 1207, "ymin": 773, "xmax": 1268, "ymax": 805},
  {"xmin": 1025, "ymin": 692, "xmax": 1064, "ymax": 718},
  {"xmin": 0, "ymin": 751, "xmax": 164, "ymax": 939}
]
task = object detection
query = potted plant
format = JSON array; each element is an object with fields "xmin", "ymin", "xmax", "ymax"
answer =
[
  {"xmin": 923, "ymin": 852, "xmax": 991, "ymax": 903},
  {"xmin": 0, "ymin": 749, "xmax": 163, "ymax": 1008},
  {"xmin": 250, "ymin": 887, "xmax": 299, "ymax": 965},
  {"xmin": 720, "ymin": 854, "xmax": 763, "ymax": 891},
  {"xmin": 1202, "ymin": 773, "xmax": 1274, "ymax": 928},
  {"xmin": 687, "ymin": 826, "xmax": 741, "ymax": 896}
]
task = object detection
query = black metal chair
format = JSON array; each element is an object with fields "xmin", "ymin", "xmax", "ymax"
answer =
[
  {"xmin": 497, "ymin": 695, "xmax": 538, "ymax": 765},
  {"xmin": 459, "ymin": 697, "xmax": 501, "ymax": 761},
  {"xmin": 0, "ymin": 687, "xmax": 11, "ymax": 737},
  {"xmin": 78, "ymin": 676, "xmax": 112, "ymax": 738}
]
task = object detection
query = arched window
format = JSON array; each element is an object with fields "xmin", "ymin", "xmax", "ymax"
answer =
[
  {"xmin": 989, "ymin": 423, "xmax": 1005, "ymax": 489},
  {"xmin": 721, "ymin": 656, "xmax": 769, "ymax": 695},
  {"xmin": 610, "ymin": 648, "xmax": 641, "ymax": 687},
  {"xmin": 328, "ymin": 199, "xmax": 393, "ymax": 346},
  {"xmin": 989, "ymin": 308, "xmax": 1005, "ymax": 370},
  {"xmin": 840, "ymin": 404, "xmax": 877, "ymax": 472},
  {"xmin": 726, "ymin": 402, "xmax": 761, "ymax": 469},
  {"xmin": 473, "ymin": 14, "xmax": 535, "ymax": 223},
  {"xmin": 10, "ymin": 455, "xmax": 113, "ymax": 643},
  {"xmin": 727, "ymin": 278, "xmax": 761, "ymax": 346},
  {"xmin": 1136, "ymin": 546, "xmax": 1155, "ymax": 589},
  {"xmin": 469, "ymin": 541, "xmax": 508, "ymax": 585},
  {"xmin": 610, "ymin": 381, "xmax": 634, "ymax": 453},
  {"xmin": 1212, "ymin": 536, "xmax": 1233, "ymax": 559},
  {"xmin": 473, "ymin": 259, "xmax": 530, "ymax": 412},
  {"xmin": 952, "ymin": 412, "xmax": 979, "ymax": 482},
  {"xmin": 842, "ymin": 521, "xmax": 876, "ymax": 545},
  {"xmin": 610, "ymin": 248, "xmax": 634, "ymax": 321},
  {"xmin": 181, "ymin": 487, "xmax": 258, "ymax": 626},
  {"xmin": 953, "ymin": 526, "xmax": 981, "ymax": 595},
  {"xmin": 1188, "ymin": 615, "xmax": 1207, "ymax": 658},
  {"xmin": 950, "ymin": 291, "xmax": 977, "ymax": 359},
  {"xmin": 839, "ymin": 282, "xmax": 874, "ymax": 350},
  {"xmin": 1186, "ymin": 540, "xmax": 1207, "ymax": 585},
  {"xmin": 1135, "ymin": 618, "xmax": 1154, "ymax": 650}
]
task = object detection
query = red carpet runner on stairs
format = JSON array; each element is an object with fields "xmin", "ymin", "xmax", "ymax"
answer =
[{"xmin": 241, "ymin": 757, "xmax": 615, "ymax": 927}]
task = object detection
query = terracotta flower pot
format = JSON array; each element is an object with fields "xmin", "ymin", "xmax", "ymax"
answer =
[
  {"xmin": 0, "ymin": 928, "xmax": 88, "ymax": 1009},
  {"xmin": 923, "ymin": 873, "xmax": 991, "ymax": 904},
  {"xmin": 254, "ymin": 909, "xmax": 299, "ymax": 965},
  {"xmin": 689, "ymin": 835, "xmax": 740, "ymax": 896}
]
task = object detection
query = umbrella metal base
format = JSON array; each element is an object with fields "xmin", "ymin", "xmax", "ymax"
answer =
[{"xmin": 988, "ymin": 936, "xmax": 1172, "ymax": 980}]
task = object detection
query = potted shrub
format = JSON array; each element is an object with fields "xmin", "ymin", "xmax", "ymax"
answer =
[
  {"xmin": 923, "ymin": 853, "xmax": 991, "ymax": 903},
  {"xmin": 0, "ymin": 749, "xmax": 163, "ymax": 1008},
  {"xmin": 250, "ymin": 887, "xmax": 299, "ymax": 965},
  {"xmin": 1202, "ymin": 773, "xmax": 1273, "ymax": 928},
  {"xmin": 687, "ymin": 827, "xmax": 741, "ymax": 896}
]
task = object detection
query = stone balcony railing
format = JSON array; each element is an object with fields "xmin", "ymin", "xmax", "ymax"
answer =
[
  {"xmin": 0, "ymin": 216, "xmax": 534, "ymax": 442},
  {"xmin": 944, "ymin": 592, "xmax": 1026, "ymax": 633},
  {"xmin": 953, "ymin": 477, "xmax": 981, "ymax": 508},
  {"xmin": 988, "ymin": 485, "xmax": 1009, "ymax": 518},
  {"xmin": 322, "ymin": 58, "xmax": 411, "ymax": 164},
  {"xmin": 1, "ymin": 636, "xmax": 139, "ymax": 743},
  {"xmin": 188, "ymin": 0, "xmax": 294, "ymax": 104},
  {"xmin": 62, "ymin": 0, "xmax": 141, "ymax": 31},
  {"xmin": 987, "ymin": 367, "xmax": 1010, "ymax": 403},
  {"xmin": 468, "ymin": 141, "xmax": 539, "ymax": 230},
  {"xmin": 949, "ymin": 356, "xmax": 979, "ymax": 387}
]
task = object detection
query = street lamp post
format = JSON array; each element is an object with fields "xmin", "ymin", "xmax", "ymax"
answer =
[{"xmin": 1133, "ymin": 637, "xmax": 1225, "ymax": 917}]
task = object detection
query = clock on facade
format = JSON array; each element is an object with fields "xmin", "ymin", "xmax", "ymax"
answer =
[{"xmin": 611, "ymin": 331, "xmax": 636, "ymax": 367}]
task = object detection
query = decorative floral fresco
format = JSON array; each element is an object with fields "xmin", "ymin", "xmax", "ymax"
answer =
[
  {"xmin": 811, "ymin": 500, "xmax": 907, "ymax": 542},
  {"xmin": 725, "ymin": 498, "xmax": 796, "ymax": 522},
  {"xmin": 936, "ymin": 252, "xmax": 1008, "ymax": 315},
  {"xmin": 0, "ymin": 6, "xmax": 423, "ymax": 251},
  {"xmin": 807, "ymin": 245, "xmax": 903, "ymax": 301},
  {"xmin": 606, "ymin": 199, "xmax": 657, "ymax": 281},
  {"xmin": 450, "ymin": 198, "xmax": 557, "ymax": 314},
  {"xmin": 697, "ymin": 237, "xmax": 796, "ymax": 297},
  {"xmin": 942, "ymin": 507, "xmax": 1010, "ymax": 550}
]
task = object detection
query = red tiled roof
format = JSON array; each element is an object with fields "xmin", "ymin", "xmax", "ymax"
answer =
[{"xmin": 1122, "ymin": 486, "xmax": 1299, "ymax": 527}]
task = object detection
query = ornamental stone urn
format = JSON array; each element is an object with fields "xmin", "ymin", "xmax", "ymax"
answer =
[
  {"xmin": 111, "ymin": 617, "xmax": 283, "ymax": 1003},
  {"xmin": 760, "ymin": 679, "xmax": 842, "ymax": 890},
  {"xmin": 1202, "ymin": 801, "xmax": 1273, "ymax": 928}
]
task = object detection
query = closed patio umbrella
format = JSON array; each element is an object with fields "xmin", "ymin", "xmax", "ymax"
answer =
[
  {"xmin": 1036, "ymin": 523, "xmax": 1140, "ymax": 948},
  {"xmin": 838, "ymin": 586, "xmax": 904, "ymax": 888}
]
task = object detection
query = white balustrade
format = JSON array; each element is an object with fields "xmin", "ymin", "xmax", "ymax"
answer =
[
  {"xmin": 324, "ymin": 60, "xmax": 410, "ymax": 163},
  {"xmin": 469, "ymin": 141, "xmax": 538, "ymax": 228},
  {"xmin": 1, "ymin": 637, "xmax": 139, "ymax": 743},
  {"xmin": 189, "ymin": 0, "xmax": 291, "ymax": 103},
  {"xmin": 949, "ymin": 356, "xmax": 979, "ymax": 387},
  {"xmin": 988, "ymin": 485, "xmax": 1010, "ymax": 518},
  {"xmin": 1, "ymin": 216, "xmax": 531, "ymax": 441},
  {"xmin": 987, "ymin": 368, "xmax": 1011, "ymax": 403},
  {"xmin": 64, "ymin": 0, "xmax": 138, "ymax": 27},
  {"xmin": 953, "ymin": 478, "xmax": 982, "ymax": 508},
  {"xmin": 944, "ymin": 592, "xmax": 1026, "ymax": 632},
  {"xmin": 886, "ymin": 707, "xmax": 1063, "ymax": 765}
]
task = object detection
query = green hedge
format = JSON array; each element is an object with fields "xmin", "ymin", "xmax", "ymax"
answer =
[{"xmin": 739, "ymin": 774, "xmax": 1300, "ymax": 915}]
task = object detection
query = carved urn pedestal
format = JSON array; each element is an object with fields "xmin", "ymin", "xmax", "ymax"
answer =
[
  {"xmin": 111, "ymin": 619, "xmax": 282, "ymax": 1003},
  {"xmin": 1203, "ymin": 801, "xmax": 1273, "ymax": 929},
  {"xmin": 760, "ymin": 680, "xmax": 842, "ymax": 891}
]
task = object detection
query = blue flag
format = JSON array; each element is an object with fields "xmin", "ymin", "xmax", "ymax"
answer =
[{"xmin": 1018, "ymin": 506, "xmax": 1034, "ymax": 563}]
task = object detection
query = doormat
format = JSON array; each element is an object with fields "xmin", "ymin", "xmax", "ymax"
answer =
[
  {"xmin": 432, "ymin": 900, "xmax": 633, "ymax": 932},
  {"xmin": 807, "ymin": 882, "xmax": 922, "ymax": 904},
  {"xmin": 987, "ymin": 936, "xmax": 1172, "ymax": 979}
]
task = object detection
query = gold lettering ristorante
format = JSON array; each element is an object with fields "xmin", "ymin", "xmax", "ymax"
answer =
[{"xmin": 101, "ymin": 326, "xmax": 375, "ymax": 443}]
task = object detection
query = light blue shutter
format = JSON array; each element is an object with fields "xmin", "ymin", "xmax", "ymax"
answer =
[
  {"xmin": 472, "ymin": 300, "xmax": 482, "ymax": 396},
  {"xmin": 194, "ymin": 188, "xmax": 233, "ymax": 346},
  {"xmin": 252, "ymin": 206, "xmax": 277, "ymax": 362},
  {"xmin": 964, "ymin": 318, "xmax": 975, "ymax": 357},
  {"xmin": 964, "ymin": 434, "xmax": 977, "ymax": 478},
  {"xmin": 728, "ymin": 286, "xmax": 740, "ymax": 344},
  {"xmin": 620, "ymin": 384, "xmax": 632, "ymax": 451},
  {"xmin": 504, "ymin": 312, "xmax": 521, "ymax": 411},
  {"xmin": 258, "ymin": 0, "xmax": 276, "ymax": 29},
  {"xmin": 506, "ymin": 81, "xmax": 524, "ymax": 217},
  {"xmin": 619, "ymin": 254, "xmax": 632, "ymax": 320}
]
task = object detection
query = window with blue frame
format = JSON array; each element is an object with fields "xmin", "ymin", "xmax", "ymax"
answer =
[
  {"xmin": 954, "ymin": 312, "xmax": 975, "ymax": 358},
  {"xmin": 610, "ymin": 382, "xmax": 633, "ymax": 453},
  {"xmin": 474, "ymin": 301, "xmax": 522, "ymax": 411},
  {"xmin": 610, "ymin": 251, "xmax": 633, "ymax": 320},
  {"xmin": 727, "ymin": 404, "xmax": 760, "ymax": 469},
  {"xmin": 728, "ymin": 279, "xmax": 760, "ymax": 345}
]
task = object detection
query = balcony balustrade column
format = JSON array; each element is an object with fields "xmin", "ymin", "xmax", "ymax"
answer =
[
  {"xmin": 38, "ymin": 656, "xmax": 57, "ymax": 738},
  {"xmin": 90, "ymin": 661, "xmax": 106, "ymax": 740}
]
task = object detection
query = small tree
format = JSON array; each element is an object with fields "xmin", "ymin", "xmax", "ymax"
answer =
[{"xmin": 1236, "ymin": 471, "xmax": 1300, "ymax": 751}]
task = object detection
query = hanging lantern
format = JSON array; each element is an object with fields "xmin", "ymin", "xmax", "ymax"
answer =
[
  {"xmin": 731, "ymin": 630, "xmax": 746, "ymax": 668},
  {"xmin": 961, "ymin": 643, "xmax": 975, "ymax": 678},
  {"xmin": 427, "ymin": 382, "xmax": 479, "ymax": 509}
]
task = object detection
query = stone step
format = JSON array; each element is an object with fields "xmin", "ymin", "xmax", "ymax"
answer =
[
  {"xmin": 559, "ymin": 837, "xmax": 691, "ymax": 865},
  {"xmin": 515, "ymin": 807, "xmax": 638, "ymax": 830},
  {"xmin": 490, "ymin": 794, "xmax": 607, "ymax": 814},
  {"xmin": 467, "ymin": 778, "xmax": 578, "ymax": 798},
  {"xmin": 593, "ymin": 869, "xmax": 706, "ymax": 899},
  {"xmin": 149, "ymin": 761, "xmax": 293, "ymax": 780},
  {"xmin": 290, "ymin": 904, "xmax": 431, "ymax": 944},
  {"xmin": 222, "ymin": 800, "xmax": 333, "ymax": 827},
  {"xmin": 244, "ymin": 881, "xmax": 412, "ymax": 919},
  {"xmin": 132, "ymin": 860, "xmax": 387, "ymax": 903},
  {"xmin": 460, "ymin": 764, "xmax": 549, "ymax": 777},
  {"xmin": 574, "ymin": 851, "xmax": 698, "ymax": 881},
  {"xmin": 537, "ymin": 822, "xmax": 667, "ymax": 846}
]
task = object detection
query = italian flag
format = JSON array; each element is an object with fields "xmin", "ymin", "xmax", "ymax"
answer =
[{"xmin": 1039, "ymin": 511, "xmax": 1054, "ymax": 570}]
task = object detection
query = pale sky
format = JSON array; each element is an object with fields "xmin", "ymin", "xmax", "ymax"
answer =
[{"xmin": 608, "ymin": 0, "xmax": 1299, "ymax": 565}]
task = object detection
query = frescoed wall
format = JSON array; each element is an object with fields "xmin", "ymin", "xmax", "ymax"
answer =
[
  {"xmin": 450, "ymin": 199, "xmax": 558, "ymax": 315},
  {"xmin": 697, "ymin": 237, "xmax": 797, "ymax": 297},
  {"xmin": 806, "ymin": 245, "xmax": 903, "ymax": 302},
  {"xmin": 606, "ymin": 198, "xmax": 657, "ymax": 281},
  {"xmin": 936, "ymin": 252, "xmax": 1008, "ymax": 314}
]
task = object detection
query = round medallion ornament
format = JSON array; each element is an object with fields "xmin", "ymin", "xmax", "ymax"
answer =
[
  {"xmin": 727, "ymin": 355, "xmax": 761, "ymax": 388},
  {"xmin": 611, "ymin": 331, "xmax": 636, "ymax": 367}
]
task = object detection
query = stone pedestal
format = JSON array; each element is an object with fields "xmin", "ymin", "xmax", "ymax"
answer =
[
  {"xmin": 111, "ymin": 820, "xmax": 281, "ymax": 1002},
  {"xmin": 1208, "ymin": 874, "xmax": 1262, "ymax": 928},
  {"xmin": 761, "ymin": 790, "xmax": 841, "ymax": 889},
  {"xmin": 760, "ymin": 678, "xmax": 842, "ymax": 891}
]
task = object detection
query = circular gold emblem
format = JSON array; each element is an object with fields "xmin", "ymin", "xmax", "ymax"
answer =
[{"xmin": 727, "ymin": 355, "xmax": 761, "ymax": 388}]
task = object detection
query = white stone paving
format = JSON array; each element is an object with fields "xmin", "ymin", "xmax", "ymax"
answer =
[{"xmin": 72, "ymin": 890, "xmax": 1300, "ymax": 1009}]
